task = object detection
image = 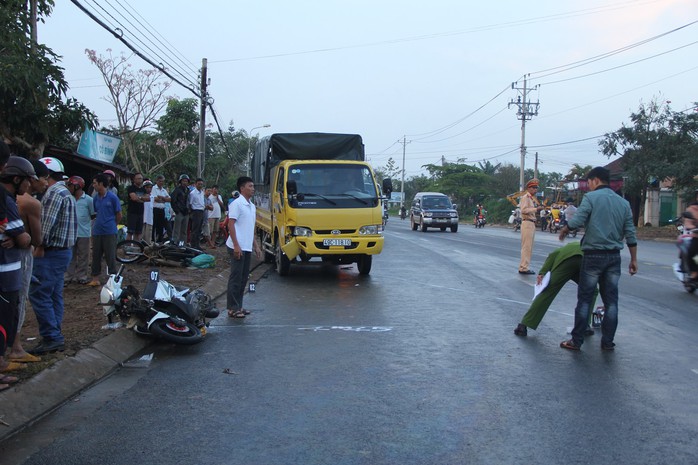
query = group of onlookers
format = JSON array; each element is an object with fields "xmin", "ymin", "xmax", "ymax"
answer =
[
  {"xmin": 0, "ymin": 142, "xmax": 234, "ymax": 391},
  {"xmin": 0, "ymin": 143, "xmax": 84, "ymax": 391}
]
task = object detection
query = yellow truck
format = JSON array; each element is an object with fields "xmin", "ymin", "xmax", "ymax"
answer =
[{"xmin": 251, "ymin": 133, "xmax": 391, "ymax": 276}]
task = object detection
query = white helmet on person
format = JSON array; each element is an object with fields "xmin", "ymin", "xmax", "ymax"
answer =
[{"xmin": 39, "ymin": 157, "xmax": 65, "ymax": 173}]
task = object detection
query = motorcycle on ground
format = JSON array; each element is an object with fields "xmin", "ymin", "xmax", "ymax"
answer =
[
  {"xmin": 474, "ymin": 214, "xmax": 487, "ymax": 228},
  {"xmin": 399, "ymin": 207, "xmax": 407, "ymax": 220},
  {"xmin": 672, "ymin": 222, "xmax": 698, "ymax": 294},
  {"xmin": 115, "ymin": 240, "xmax": 204, "ymax": 266},
  {"xmin": 99, "ymin": 265, "xmax": 220, "ymax": 344}
]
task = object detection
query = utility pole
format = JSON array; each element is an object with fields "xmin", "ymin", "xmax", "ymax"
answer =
[
  {"xmin": 399, "ymin": 136, "xmax": 411, "ymax": 209},
  {"xmin": 508, "ymin": 75, "xmax": 539, "ymax": 191},
  {"xmin": 30, "ymin": 0, "xmax": 37, "ymax": 46},
  {"xmin": 198, "ymin": 58, "xmax": 208, "ymax": 179},
  {"xmin": 534, "ymin": 151, "xmax": 539, "ymax": 180}
]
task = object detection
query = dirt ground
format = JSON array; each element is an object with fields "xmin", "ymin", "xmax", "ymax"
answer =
[{"xmin": 8, "ymin": 243, "xmax": 232, "ymax": 382}]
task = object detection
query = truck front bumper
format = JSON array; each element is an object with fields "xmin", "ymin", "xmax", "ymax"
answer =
[{"xmin": 295, "ymin": 236, "xmax": 384, "ymax": 256}]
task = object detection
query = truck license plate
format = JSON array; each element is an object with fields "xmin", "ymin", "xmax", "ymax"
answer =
[{"xmin": 323, "ymin": 239, "xmax": 351, "ymax": 246}]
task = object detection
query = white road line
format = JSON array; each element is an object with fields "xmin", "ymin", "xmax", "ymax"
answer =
[{"xmin": 692, "ymin": 369, "xmax": 698, "ymax": 376}]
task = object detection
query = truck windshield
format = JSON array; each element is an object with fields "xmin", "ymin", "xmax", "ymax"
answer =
[{"xmin": 288, "ymin": 164, "xmax": 379, "ymax": 208}]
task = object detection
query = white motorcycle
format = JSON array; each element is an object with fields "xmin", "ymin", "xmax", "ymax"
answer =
[{"xmin": 100, "ymin": 265, "xmax": 220, "ymax": 344}]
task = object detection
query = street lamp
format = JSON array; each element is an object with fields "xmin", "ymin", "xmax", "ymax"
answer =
[{"xmin": 247, "ymin": 124, "xmax": 271, "ymax": 176}]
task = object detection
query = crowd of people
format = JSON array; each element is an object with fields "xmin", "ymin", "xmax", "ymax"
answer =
[{"xmin": 0, "ymin": 142, "xmax": 239, "ymax": 391}]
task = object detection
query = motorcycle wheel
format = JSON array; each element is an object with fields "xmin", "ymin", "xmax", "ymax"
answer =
[
  {"xmin": 149, "ymin": 318, "xmax": 203, "ymax": 345},
  {"xmin": 116, "ymin": 240, "xmax": 145, "ymax": 263}
]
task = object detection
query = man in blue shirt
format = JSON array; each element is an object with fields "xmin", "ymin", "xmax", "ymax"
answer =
[
  {"xmin": 87, "ymin": 173, "xmax": 122, "ymax": 287},
  {"xmin": 559, "ymin": 167, "xmax": 637, "ymax": 351}
]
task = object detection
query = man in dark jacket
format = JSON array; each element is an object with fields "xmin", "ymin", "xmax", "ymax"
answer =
[{"xmin": 170, "ymin": 174, "xmax": 190, "ymax": 245}]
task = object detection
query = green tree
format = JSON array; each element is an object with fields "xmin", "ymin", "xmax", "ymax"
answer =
[
  {"xmin": 599, "ymin": 98, "xmax": 690, "ymax": 223},
  {"xmin": 0, "ymin": 0, "xmax": 96, "ymax": 156}
]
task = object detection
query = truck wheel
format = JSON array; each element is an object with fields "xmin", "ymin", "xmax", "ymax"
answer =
[
  {"xmin": 275, "ymin": 240, "xmax": 291, "ymax": 276},
  {"xmin": 451, "ymin": 224, "xmax": 458, "ymax": 233},
  {"xmin": 421, "ymin": 222, "xmax": 428, "ymax": 232},
  {"xmin": 440, "ymin": 227, "xmax": 446, "ymax": 231},
  {"xmin": 410, "ymin": 216, "xmax": 418, "ymax": 231},
  {"xmin": 357, "ymin": 255, "xmax": 372, "ymax": 275}
]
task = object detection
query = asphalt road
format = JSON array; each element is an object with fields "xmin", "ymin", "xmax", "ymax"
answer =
[{"xmin": 4, "ymin": 222, "xmax": 698, "ymax": 465}]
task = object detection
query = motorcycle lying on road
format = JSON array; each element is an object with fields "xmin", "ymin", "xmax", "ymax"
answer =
[
  {"xmin": 672, "ymin": 221, "xmax": 698, "ymax": 294},
  {"xmin": 115, "ymin": 240, "xmax": 204, "ymax": 266},
  {"xmin": 100, "ymin": 265, "xmax": 220, "ymax": 344}
]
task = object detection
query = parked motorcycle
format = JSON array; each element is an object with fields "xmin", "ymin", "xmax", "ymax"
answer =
[
  {"xmin": 672, "ymin": 224, "xmax": 698, "ymax": 294},
  {"xmin": 99, "ymin": 265, "xmax": 220, "ymax": 344},
  {"xmin": 116, "ymin": 240, "xmax": 204, "ymax": 266}
]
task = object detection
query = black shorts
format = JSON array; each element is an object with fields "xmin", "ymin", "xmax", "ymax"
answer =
[{"xmin": 127, "ymin": 212, "xmax": 144, "ymax": 234}]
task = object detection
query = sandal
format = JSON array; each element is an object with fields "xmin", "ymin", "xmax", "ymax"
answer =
[
  {"xmin": 242, "ymin": 309, "xmax": 251, "ymax": 315},
  {"xmin": 0, "ymin": 375, "xmax": 19, "ymax": 384},
  {"xmin": 560, "ymin": 339, "xmax": 580, "ymax": 351},
  {"xmin": 514, "ymin": 324, "xmax": 527, "ymax": 337},
  {"xmin": 232, "ymin": 310, "xmax": 246, "ymax": 318},
  {"xmin": 1, "ymin": 362, "xmax": 27, "ymax": 372}
]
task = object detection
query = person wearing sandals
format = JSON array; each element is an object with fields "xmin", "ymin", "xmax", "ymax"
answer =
[
  {"xmin": 558, "ymin": 167, "xmax": 637, "ymax": 351},
  {"xmin": 226, "ymin": 176, "xmax": 262, "ymax": 318}
]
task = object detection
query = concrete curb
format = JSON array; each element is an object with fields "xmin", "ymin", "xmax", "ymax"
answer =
[{"xmin": 0, "ymin": 258, "xmax": 269, "ymax": 442}]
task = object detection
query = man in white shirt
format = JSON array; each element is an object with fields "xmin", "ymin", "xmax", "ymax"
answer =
[
  {"xmin": 188, "ymin": 178, "xmax": 206, "ymax": 249},
  {"xmin": 142, "ymin": 180, "xmax": 154, "ymax": 242},
  {"xmin": 151, "ymin": 175, "xmax": 171, "ymax": 243},
  {"xmin": 207, "ymin": 185, "xmax": 224, "ymax": 247},
  {"xmin": 226, "ymin": 176, "xmax": 262, "ymax": 318}
]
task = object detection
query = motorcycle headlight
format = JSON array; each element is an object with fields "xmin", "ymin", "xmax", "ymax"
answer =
[
  {"xmin": 424, "ymin": 212, "xmax": 433, "ymax": 217},
  {"xmin": 359, "ymin": 225, "xmax": 382, "ymax": 235},
  {"xmin": 294, "ymin": 227, "xmax": 313, "ymax": 237}
]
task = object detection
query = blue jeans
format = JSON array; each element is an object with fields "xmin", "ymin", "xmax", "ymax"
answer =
[
  {"xmin": 29, "ymin": 248, "xmax": 72, "ymax": 343},
  {"xmin": 572, "ymin": 252, "xmax": 621, "ymax": 347}
]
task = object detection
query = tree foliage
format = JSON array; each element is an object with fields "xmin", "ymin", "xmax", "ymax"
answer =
[
  {"xmin": 600, "ymin": 98, "xmax": 698, "ymax": 210},
  {"xmin": 0, "ymin": 0, "xmax": 96, "ymax": 156}
]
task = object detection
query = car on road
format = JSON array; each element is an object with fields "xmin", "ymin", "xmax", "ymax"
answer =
[{"xmin": 410, "ymin": 192, "xmax": 459, "ymax": 232}]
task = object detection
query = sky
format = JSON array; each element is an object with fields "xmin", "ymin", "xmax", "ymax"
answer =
[{"xmin": 40, "ymin": 0, "xmax": 697, "ymax": 180}]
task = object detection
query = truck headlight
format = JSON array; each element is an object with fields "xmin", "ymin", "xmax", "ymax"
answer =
[
  {"xmin": 359, "ymin": 225, "xmax": 382, "ymax": 235},
  {"xmin": 449, "ymin": 212, "xmax": 458, "ymax": 218},
  {"xmin": 294, "ymin": 227, "xmax": 313, "ymax": 237},
  {"xmin": 424, "ymin": 212, "xmax": 433, "ymax": 217}
]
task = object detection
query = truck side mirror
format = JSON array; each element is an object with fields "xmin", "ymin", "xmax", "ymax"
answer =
[
  {"xmin": 382, "ymin": 178, "xmax": 393, "ymax": 197},
  {"xmin": 287, "ymin": 180, "xmax": 297, "ymax": 196}
]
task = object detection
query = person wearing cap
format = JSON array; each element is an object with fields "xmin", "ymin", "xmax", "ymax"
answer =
[
  {"xmin": 170, "ymin": 174, "xmax": 190, "ymax": 245},
  {"xmin": 28, "ymin": 157, "xmax": 77, "ymax": 355},
  {"xmin": 518, "ymin": 178, "xmax": 543, "ymax": 274},
  {"xmin": 65, "ymin": 176, "xmax": 95, "ymax": 285},
  {"xmin": 9, "ymin": 160, "xmax": 50, "ymax": 363},
  {"xmin": 0, "ymin": 157, "xmax": 36, "ymax": 378},
  {"xmin": 126, "ymin": 172, "xmax": 149, "ymax": 241}
]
